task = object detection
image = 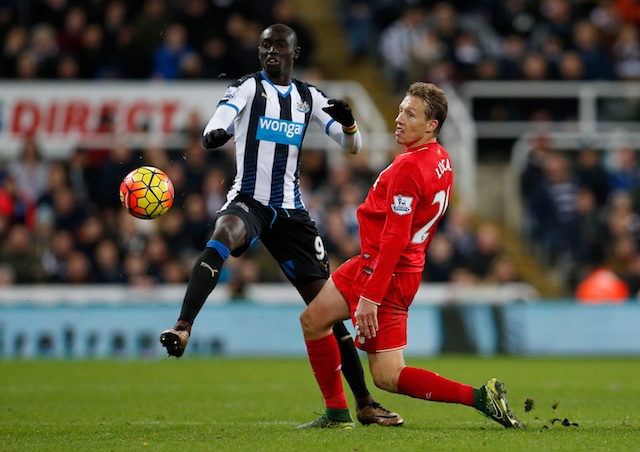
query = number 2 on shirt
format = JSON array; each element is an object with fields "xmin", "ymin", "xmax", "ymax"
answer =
[{"xmin": 411, "ymin": 188, "xmax": 450, "ymax": 244}]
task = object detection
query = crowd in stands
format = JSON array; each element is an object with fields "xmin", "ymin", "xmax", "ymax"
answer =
[
  {"xmin": 519, "ymin": 135, "xmax": 640, "ymax": 298},
  {"xmin": 346, "ymin": 0, "xmax": 640, "ymax": 93},
  {"xmin": 2, "ymin": 0, "xmax": 640, "ymax": 300},
  {"xmin": 0, "ymin": 0, "xmax": 317, "ymax": 81},
  {"xmin": 0, "ymin": 132, "xmax": 521, "ymax": 293}
]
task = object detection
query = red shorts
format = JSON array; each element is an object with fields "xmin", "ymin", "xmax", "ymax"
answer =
[{"xmin": 332, "ymin": 256, "xmax": 422, "ymax": 353}]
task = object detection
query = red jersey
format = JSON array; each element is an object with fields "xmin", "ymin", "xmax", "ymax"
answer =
[{"xmin": 357, "ymin": 141, "xmax": 454, "ymax": 304}]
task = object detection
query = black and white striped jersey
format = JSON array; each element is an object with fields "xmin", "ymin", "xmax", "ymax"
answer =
[{"xmin": 204, "ymin": 71, "xmax": 362, "ymax": 210}]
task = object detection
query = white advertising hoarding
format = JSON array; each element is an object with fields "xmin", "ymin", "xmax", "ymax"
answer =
[{"xmin": 0, "ymin": 80, "xmax": 391, "ymax": 166}]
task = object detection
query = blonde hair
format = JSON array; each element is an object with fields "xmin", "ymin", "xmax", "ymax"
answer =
[{"xmin": 406, "ymin": 82, "xmax": 448, "ymax": 135}]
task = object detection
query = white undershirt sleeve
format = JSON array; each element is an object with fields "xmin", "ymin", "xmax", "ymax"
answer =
[{"xmin": 203, "ymin": 104, "xmax": 238, "ymax": 135}]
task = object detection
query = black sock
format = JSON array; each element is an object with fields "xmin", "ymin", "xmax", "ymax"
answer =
[
  {"xmin": 179, "ymin": 248, "xmax": 224, "ymax": 324},
  {"xmin": 333, "ymin": 322, "xmax": 370, "ymax": 400}
]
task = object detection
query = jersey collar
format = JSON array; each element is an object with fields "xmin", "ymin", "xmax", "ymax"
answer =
[
  {"xmin": 260, "ymin": 71, "xmax": 293, "ymax": 98},
  {"xmin": 404, "ymin": 141, "xmax": 437, "ymax": 154}
]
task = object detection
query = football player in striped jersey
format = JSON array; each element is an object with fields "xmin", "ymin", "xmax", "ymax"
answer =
[{"xmin": 160, "ymin": 23, "xmax": 402, "ymax": 426}]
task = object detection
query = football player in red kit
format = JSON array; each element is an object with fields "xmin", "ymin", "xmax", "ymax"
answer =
[{"xmin": 297, "ymin": 82, "xmax": 523, "ymax": 429}]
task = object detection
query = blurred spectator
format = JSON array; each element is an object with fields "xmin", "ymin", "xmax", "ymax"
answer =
[
  {"xmin": 323, "ymin": 206, "xmax": 359, "ymax": 265},
  {"xmin": 487, "ymin": 0, "xmax": 536, "ymax": 39},
  {"xmin": 77, "ymin": 24, "xmax": 106, "ymax": 79},
  {"xmin": 115, "ymin": 210, "xmax": 146, "ymax": 254},
  {"xmin": 378, "ymin": 5, "xmax": 428, "ymax": 92},
  {"xmin": 612, "ymin": 23, "xmax": 640, "ymax": 80},
  {"xmin": 63, "ymin": 250, "xmax": 94, "ymax": 283},
  {"xmin": 226, "ymin": 255, "xmax": 261, "ymax": 299},
  {"xmin": 440, "ymin": 205, "xmax": 476, "ymax": 263},
  {"xmin": 527, "ymin": 152, "xmax": 580, "ymax": 263},
  {"xmin": 51, "ymin": 186, "xmax": 87, "ymax": 234},
  {"xmin": 102, "ymin": 0, "xmax": 128, "ymax": 49},
  {"xmin": 341, "ymin": 0, "xmax": 374, "ymax": 63},
  {"xmin": 134, "ymin": 0, "xmax": 173, "ymax": 76},
  {"xmin": 574, "ymin": 187, "xmax": 607, "ymax": 267},
  {"xmin": 200, "ymin": 35, "xmax": 229, "ymax": 78},
  {"xmin": 608, "ymin": 146, "xmax": 640, "ymax": 195},
  {"xmin": 94, "ymin": 143, "xmax": 138, "ymax": 209},
  {"xmin": 519, "ymin": 52, "xmax": 551, "ymax": 81},
  {"xmin": 604, "ymin": 191, "xmax": 640, "ymax": 247},
  {"xmin": 30, "ymin": 22, "xmax": 60, "ymax": 78},
  {"xmin": 520, "ymin": 135, "xmax": 553, "ymax": 205},
  {"xmin": 56, "ymin": 53, "xmax": 80, "ymax": 79},
  {"xmin": 182, "ymin": 193, "xmax": 213, "ymax": 251},
  {"xmin": 572, "ymin": 19, "xmax": 616, "ymax": 80},
  {"xmin": 224, "ymin": 14, "xmax": 262, "ymax": 78},
  {"xmin": 57, "ymin": 7, "xmax": 86, "ymax": 54},
  {"xmin": 424, "ymin": 233, "xmax": 456, "ymax": 282},
  {"xmin": 157, "ymin": 209, "xmax": 190, "ymax": 251},
  {"xmin": 178, "ymin": 0, "xmax": 214, "ymax": 53},
  {"xmin": 337, "ymin": 182, "xmax": 364, "ymax": 236},
  {"xmin": 271, "ymin": 0, "xmax": 316, "ymax": 69},
  {"xmin": 0, "ymin": 174, "xmax": 37, "ymax": 229},
  {"xmin": 0, "ymin": 262, "xmax": 16, "ymax": 285},
  {"xmin": 486, "ymin": 254, "xmax": 522, "ymax": 284},
  {"xmin": 7, "ymin": 136, "xmax": 49, "ymax": 204},
  {"xmin": 76, "ymin": 215, "xmax": 106, "ymax": 256},
  {"xmin": 1, "ymin": 224, "xmax": 46, "ymax": 283},
  {"xmin": 15, "ymin": 50, "xmax": 39, "ymax": 79},
  {"xmin": 0, "ymin": 25, "xmax": 28, "ymax": 78},
  {"xmin": 182, "ymin": 138, "xmax": 211, "ymax": 194},
  {"xmin": 123, "ymin": 251, "xmax": 154, "ymax": 287},
  {"xmin": 530, "ymin": 0, "xmax": 575, "ymax": 50},
  {"xmin": 151, "ymin": 23, "xmax": 195, "ymax": 80},
  {"xmin": 498, "ymin": 34, "xmax": 527, "ymax": 79},
  {"xmin": 144, "ymin": 233, "xmax": 171, "ymax": 280},
  {"xmin": 590, "ymin": 0, "xmax": 622, "ymax": 37},
  {"xmin": 38, "ymin": 160, "xmax": 69, "ymax": 205},
  {"xmin": 102, "ymin": 24, "xmax": 147, "ymax": 79},
  {"xmin": 465, "ymin": 222, "xmax": 503, "ymax": 279},
  {"xmin": 555, "ymin": 50, "xmax": 585, "ymax": 80},
  {"xmin": 203, "ymin": 168, "xmax": 229, "ymax": 218},
  {"xmin": 575, "ymin": 243, "xmax": 629, "ymax": 303},
  {"xmin": 41, "ymin": 229, "xmax": 75, "ymax": 282},
  {"xmin": 574, "ymin": 148, "xmax": 611, "ymax": 208},
  {"xmin": 160, "ymin": 259, "xmax": 189, "ymax": 283}
]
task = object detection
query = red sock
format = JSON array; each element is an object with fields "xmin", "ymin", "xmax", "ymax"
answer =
[
  {"xmin": 397, "ymin": 367, "xmax": 475, "ymax": 406},
  {"xmin": 305, "ymin": 334, "xmax": 348, "ymax": 410}
]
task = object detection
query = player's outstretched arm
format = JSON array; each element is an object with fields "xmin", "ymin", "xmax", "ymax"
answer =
[
  {"xmin": 323, "ymin": 98, "xmax": 362, "ymax": 155},
  {"xmin": 323, "ymin": 99, "xmax": 355, "ymax": 127}
]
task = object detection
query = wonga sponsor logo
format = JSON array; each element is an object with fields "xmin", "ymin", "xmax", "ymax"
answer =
[{"xmin": 256, "ymin": 116, "xmax": 305, "ymax": 147}]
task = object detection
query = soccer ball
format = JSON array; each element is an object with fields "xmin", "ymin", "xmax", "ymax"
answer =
[{"xmin": 119, "ymin": 166, "xmax": 175, "ymax": 219}]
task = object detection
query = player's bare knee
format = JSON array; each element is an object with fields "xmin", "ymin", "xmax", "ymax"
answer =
[
  {"xmin": 300, "ymin": 309, "xmax": 315, "ymax": 335},
  {"xmin": 371, "ymin": 370, "xmax": 396, "ymax": 392},
  {"xmin": 370, "ymin": 363, "xmax": 402, "ymax": 393}
]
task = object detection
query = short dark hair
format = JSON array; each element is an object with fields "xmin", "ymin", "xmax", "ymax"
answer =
[
  {"xmin": 406, "ymin": 82, "xmax": 448, "ymax": 135},
  {"xmin": 264, "ymin": 23, "xmax": 298, "ymax": 46}
]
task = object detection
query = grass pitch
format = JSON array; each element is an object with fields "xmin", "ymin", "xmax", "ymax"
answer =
[{"xmin": 1, "ymin": 356, "xmax": 638, "ymax": 451}]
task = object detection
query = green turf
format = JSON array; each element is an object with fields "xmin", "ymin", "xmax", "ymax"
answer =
[{"xmin": 1, "ymin": 356, "xmax": 638, "ymax": 451}]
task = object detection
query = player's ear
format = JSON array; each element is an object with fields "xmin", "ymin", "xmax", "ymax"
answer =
[
  {"xmin": 293, "ymin": 46, "xmax": 301, "ymax": 59},
  {"xmin": 426, "ymin": 119, "xmax": 438, "ymax": 133}
]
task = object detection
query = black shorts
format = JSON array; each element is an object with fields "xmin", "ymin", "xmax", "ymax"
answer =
[{"xmin": 218, "ymin": 194, "xmax": 330, "ymax": 284}]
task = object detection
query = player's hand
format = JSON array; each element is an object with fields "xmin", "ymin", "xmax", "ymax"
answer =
[
  {"xmin": 202, "ymin": 128, "xmax": 233, "ymax": 149},
  {"xmin": 322, "ymin": 99, "xmax": 355, "ymax": 127},
  {"xmin": 355, "ymin": 296, "xmax": 379, "ymax": 339}
]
